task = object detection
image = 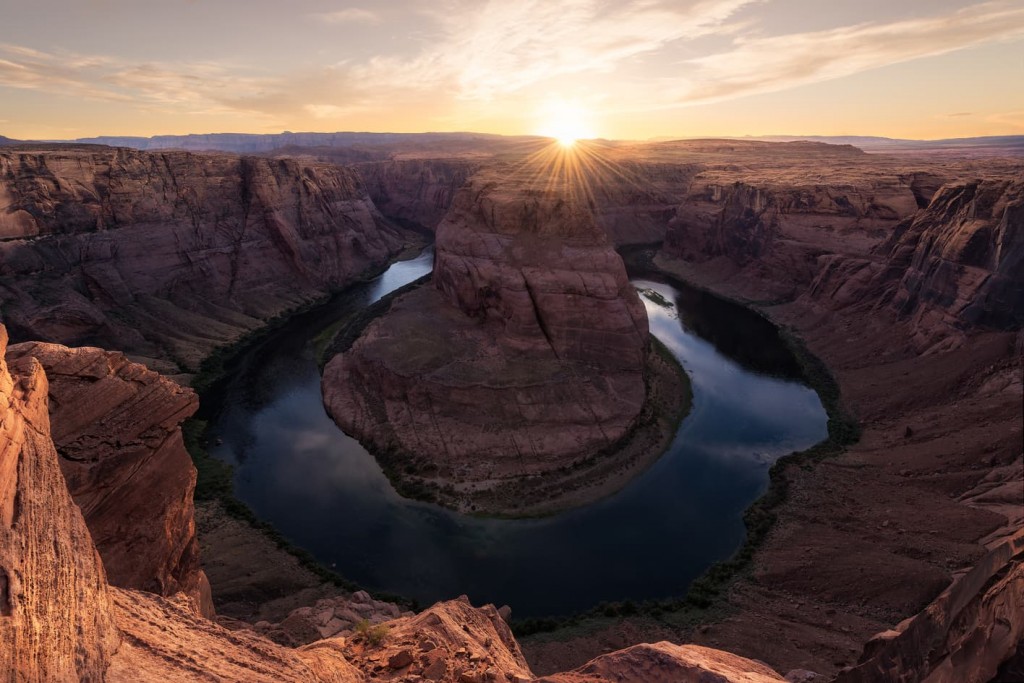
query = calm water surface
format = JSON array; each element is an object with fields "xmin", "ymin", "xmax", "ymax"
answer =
[{"xmin": 205, "ymin": 248, "xmax": 827, "ymax": 617}]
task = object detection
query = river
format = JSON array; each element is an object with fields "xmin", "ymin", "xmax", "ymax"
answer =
[{"xmin": 204, "ymin": 247, "xmax": 827, "ymax": 618}]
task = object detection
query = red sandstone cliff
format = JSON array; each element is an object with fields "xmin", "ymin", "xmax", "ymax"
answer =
[
  {"xmin": 355, "ymin": 149, "xmax": 694, "ymax": 246},
  {"xmin": 663, "ymin": 179, "xmax": 920, "ymax": 300},
  {"xmin": 0, "ymin": 147, "xmax": 409, "ymax": 374},
  {"xmin": 806, "ymin": 179, "xmax": 1024, "ymax": 351},
  {"xmin": 0, "ymin": 327, "xmax": 120, "ymax": 681},
  {"xmin": 323, "ymin": 169, "xmax": 651, "ymax": 509},
  {"xmin": 4, "ymin": 341, "xmax": 211, "ymax": 616},
  {"xmin": 357, "ymin": 159, "xmax": 477, "ymax": 231}
]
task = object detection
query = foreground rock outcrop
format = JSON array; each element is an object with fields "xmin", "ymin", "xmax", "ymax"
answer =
[
  {"xmin": 836, "ymin": 529, "xmax": 1024, "ymax": 683},
  {"xmin": 539, "ymin": 642, "xmax": 787, "ymax": 682},
  {"xmin": 323, "ymin": 168, "xmax": 655, "ymax": 512},
  {"xmin": 0, "ymin": 146, "xmax": 409, "ymax": 374},
  {"xmin": 0, "ymin": 327, "xmax": 120, "ymax": 681},
  {"xmin": 4, "ymin": 341, "xmax": 211, "ymax": 615}
]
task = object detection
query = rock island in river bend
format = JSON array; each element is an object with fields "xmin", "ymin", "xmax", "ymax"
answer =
[{"xmin": 322, "ymin": 165, "xmax": 690, "ymax": 515}]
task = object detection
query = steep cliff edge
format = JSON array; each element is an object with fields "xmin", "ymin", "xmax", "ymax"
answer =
[
  {"xmin": 0, "ymin": 326, "xmax": 120, "ymax": 681},
  {"xmin": 323, "ymin": 169, "xmax": 667, "ymax": 514},
  {"xmin": 4, "ymin": 341, "xmax": 211, "ymax": 616},
  {"xmin": 663, "ymin": 178, "xmax": 919, "ymax": 301},
  {"xmin": 354, "ymin": 148, "xmax": 695, "ymax": 246},
  {"xmin": 805, "ymin": 179, "xmax": 1024, "ymax": 353},
  {"xmin": 357, "ymin": 158, "xmax": 477, "ymax": 231},
  {"xmin": 0, "ymin": 146, "xmax": 409, "ymax": 374}
]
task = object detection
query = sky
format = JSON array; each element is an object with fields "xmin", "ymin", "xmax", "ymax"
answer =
[{"xmin": 1, "ymin": 0, "xmax": 1022, "ymax": 141}]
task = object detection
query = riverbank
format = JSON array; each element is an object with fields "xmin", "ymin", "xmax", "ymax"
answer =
[
  {"xmin": 320, "ymin": 277, "xmax": 694, "ymax": 518},
  {"xmin": 184, "ymin": 240, "xmax": 429, "ymax": 621},
  {"xmin": 521, "ymin": 251, "xmax": 1021, "ymax": 677}
]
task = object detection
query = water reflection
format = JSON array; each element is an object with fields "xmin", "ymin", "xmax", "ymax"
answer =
[{"xmin": 207, "ymin": 252, "xmax": 828, "ymax": 618}]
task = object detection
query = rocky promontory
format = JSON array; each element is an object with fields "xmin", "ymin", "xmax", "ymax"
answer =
[
  {"xmin": 323, "ymin": 168, "xmax": 683, "ymax": 514},
  {"xmin": 5, "ymin": 341, "xmax": 212, "ymax": 616}
]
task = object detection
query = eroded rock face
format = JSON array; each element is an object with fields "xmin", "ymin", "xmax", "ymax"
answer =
[
  {"xmin": 538, "ymin": 642, "xmax": 787, "ymax": 683},
  {"xmin": 323, "ymin": 172, "xmax": 649, "ymax": 497},
  {"xmin": 807, "ymin": 180, "xmax": 1024, "ymax": 351},
  {"xmin": 355, "ymin": 150, "xmax": 695, "ymax": 246},
  {"xmin": 4, "ymin": 341, "xmax": 211, "ymax": 616},
  {"xmin": 835, "ymin": 529, "xmax": 1024, "ymax": 683},
  {"xmin": 664, "ymin": 180, "xmax": 918, "ymax": 298},
  {"xmin": 883, "ymin": 180, "xmax": 1024, "ymax": 332},
  {"xmin": 0, "ymin": 147, "xmax": 407, "ymax": 373},
  {"xmin": 358, "ymin": 159, "xmax": 477, "ymax": 231},
  {"xmin": 0, "ymin": 327, "xmax": 120, "ymax": 682}
]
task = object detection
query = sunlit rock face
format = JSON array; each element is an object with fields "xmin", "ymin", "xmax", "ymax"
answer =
[
  {"xmin": 323, "ymin": 165, "xmax": 649, "ymax": 489},
  {"xmin": 538, "ymin": 642, "xmax": 789, "ymax": 683},
  {"xmin": 5, "ymin": 341, "xmax": 212, "ymax": 617},
  {"xmin": 0, "ymin": 326, "xmax": 120, "ymax": 682}
]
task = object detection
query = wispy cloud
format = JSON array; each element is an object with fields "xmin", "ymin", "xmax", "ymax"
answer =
[
  {"xmin": 0, "ymin": 43, "xmax": 277, "ymax": 115},
  {"xmin": 0, "ymin": 0, "xmax": 1021, "ymax": 135},
  {"xmin": 310, "ymin": 8, "xmax": 380, "ymax": 25},
  {"xmin": 352, "ymin": 0, "xmax": 758, "ymax": 99},
  {"xmin": 673, "ymin": 0, "xmax": 1024, "ymax": 105}
]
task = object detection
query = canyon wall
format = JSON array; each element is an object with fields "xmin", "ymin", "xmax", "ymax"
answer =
[
  {"xmin": 355, "ymin": 152, "xmax": 695, "ymax": 245},
  {"xmin": 807, "ymin": 179, "xmax": 1024, "ymax": 351},
  {"xmin": 323, "ymin": 170, "xmax": 652, "ymax": 509},
  {"xmin": 0, "ymin": 147, "xmax": 409, "ymax": 374},
  {"xmin": 356, "ymin": 159, "xmax": 477, "ymax": 231},
  {"xmin": 662, "ymin": 178, "xmax": 921, "ymax": 300},
  {"xmin": 640, "ymin": 156, "xmax": 1024, "ymax": 679},
  {"xmin": 5, "ymin": 341, "xmax": 211, "ymax": 616}
]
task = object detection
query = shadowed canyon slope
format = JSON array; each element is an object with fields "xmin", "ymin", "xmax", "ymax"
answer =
[
  {"xmin": 323, "ymin": 167, "xmax": 657, "ymax": 512},
  {"xmin": 0, "ymin": 146, "xmax": 411, "ymax": 375}
]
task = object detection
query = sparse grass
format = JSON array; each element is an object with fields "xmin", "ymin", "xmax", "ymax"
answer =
[{"xmin": 353, "ymin": 619, "xmax": 390, "ymax": 647}]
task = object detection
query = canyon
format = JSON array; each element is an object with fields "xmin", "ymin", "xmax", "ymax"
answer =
[
  {"xmin": 0, "ymin": 146, "xmax": 415, "ymax": 378},
  {"xmin": 0, "ymin": 135, "xmax": 1021, "ymax": 682}
]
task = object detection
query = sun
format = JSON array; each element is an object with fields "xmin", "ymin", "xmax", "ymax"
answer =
[{"xmin": 537, "ymin": 100, "xmax": 596, "ymax": 148}]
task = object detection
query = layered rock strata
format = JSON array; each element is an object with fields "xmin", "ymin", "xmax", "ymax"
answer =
[
  {"xmin": 5, "ymin": 341, "xmax": 211, "ymax": 615},
  {"xmin": 323, "ymin": 171, "xmax": 651, "ymax": 506},
  {"xmin": 836, "ymin": 529, "xmax": 1024, "ymax": 683},
  {"xmin": 663, "ymin": 179, "xmax": 920, "ymax": 300},
  {"xmin": 0, "ymin": 147, "xmax": 408, "ymax": 374},
  {"xmin": 0, "ymin": 326, "xmax": 120, "ymax": 681},
  {"xmin": 809, "ymin": 179, "xmax": 1024, "ymax": 350}
]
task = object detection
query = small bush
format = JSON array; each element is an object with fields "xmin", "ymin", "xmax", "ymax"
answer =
[{"xmin": 353, "ymin": 619, "xmax": 389, "ymax": 647}]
